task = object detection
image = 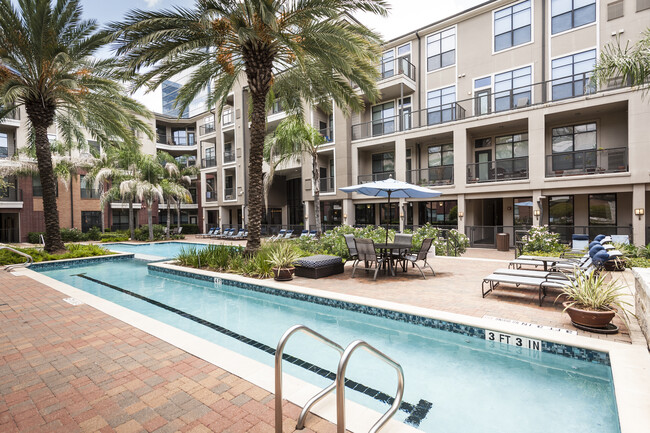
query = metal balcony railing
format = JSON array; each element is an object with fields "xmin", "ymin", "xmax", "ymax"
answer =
[
  {"xmin": 0, "ymin": 188, "xmax": 22, "ymax": 202},
  {"xmin": 377, "ymin": 57, "xmax": 416, "ymax": 81},
  {"xmin": 351, "ymin": 71, "xmax": 627, "ymax": 141},
  {"xmin": 202, "ymin": 157, "xmax": 216, "ymax": 168},
  {"xmin": 467, "ymin": 157, "xmax": 529, "ymax": 183},
  {"xmin": 224, "ymin": 187, "xmax": 235, "ymax": 200},
  {"xmin": 318, "ymin": 127, "xmax": 334, "ymax": 143},
  {"xmin": 199, "ymin": 123, "xmax": 215, "ymax": 135},
  {"xmin": 223, "ymin": 150, "xmax": 235, "ymax": 163},
  {"xmin": 205, "ymin": 191, "xmax": 218, "ymax": 202},
  {"xmin": 0, "ymin": 107, "xmax": 20, "ymax": 121},
  {"xmin": 357, "ymin": 171, "xmax": 394, "ymax": 184},
  {"xmin": 407, "ymin": 166, "xmax": 454, "ymax": 186},
  {"xmin": 546, "ymin": 147, "xmax": 628, "ymax": 177},
  {"xmin": 319, "ymin": 177, "xmax": 334, "ymax": 193}
]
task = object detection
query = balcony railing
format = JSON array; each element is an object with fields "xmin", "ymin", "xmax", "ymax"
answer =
[
  {"xmin": 223, "ymin": 150, "xmax": 235, "ymax": 163},
  {"xmin": 467, "ymin": 157, "xmax": 529, "ymax": 183},
  {"xmin": 358, "ymin": 171, "xmax": 395, "ymax": 184},
  {"xmin": 0, "ymin": 107, "xmax": 20, "ymax": 121},
  {"xmin": 0, "ymin": 188, "xmax": 22, "ymax": 202},
  {"xmin": 205, "ymin": 191, "xmax": 218, "ymax": 202},
  {"xmin": 407, "ymin": 166, "xmax": 454, "ymax": 186},
  {"xmin": 545, "ymin": 147, "xmax": 628, "ymax": 177},
  {"xmin": 199, "ymin": 123, "xmax": 215, "ymax": 135},
  {"xmin": 351, "ymin": 71, "xmax": 627, "ymax": 141},
  {"xmin": 224, "ymin": 187, "xmax": 235, "ymax": 200},
  {"xmin": 222, "ymin": 110, "xmax": 234, "ymax": 126},
  {"xmin": 319, "ymin": 177, "xmax": 334, "ymax": 193},
  {"xmin": 80, "ymin": 188, "xmax": 101, "ymax": 199},
  {"xmin": 378, "ymin": 57, "xmax": 416, "ymax": 81},
  {"xmin": 202, "ymin": 157, "xmax": 216, "ymax": 168},
  {"xmin": 318, "ymin": 127, "xmax": 334, "ymax": 143}
]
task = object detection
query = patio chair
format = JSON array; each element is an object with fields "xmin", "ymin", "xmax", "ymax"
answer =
[
  {"xmin": 481, "ymin": 273, "xmax": 572, "ymax": 306},
  {"xmin": 219, "ymin": 228, "xmax": 235, "ymax": 239},
  {"xmin": 300, "ymin": 230, "xmax": 309, "ymax": 238},
  {"xmin": 269, "ymin": 229, "xmax": 286, "ymax": 241},
  {"xmin": 233, "ymin": 229, "xmax": 248, "ymax": 240},
  {"xmin": 283, "ymin": 229, "xmax": 294, "ymax": 239},
  {"xmin": 197, "ymin": 228, "xmax": 216, "ymax": 238},
  {"xmin": 343, "ymin": 234, "xmax": 358, "ymax": 266},
  {"xmin": 403, "ymin": 238, "xmax": 435, "ymax": 279},
  {"xmin": 208, "ymin": 228, "xmax": 222, "ymax": 238},
  {"xmin": 352, "ymin": 238, "xmax": 391, "ymax": 281},
  {"xmin": 309, "ymin": 230, "xmax": 317, "ymax": 238},
  {"xmin": 392, "ymin": 233, "xmax": 413, "ymax": 270}
]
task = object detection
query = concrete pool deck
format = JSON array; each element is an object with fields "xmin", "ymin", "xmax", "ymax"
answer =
[{"xmin": 1, "ymin": 247, "xmax": 649, "ymax": 432}]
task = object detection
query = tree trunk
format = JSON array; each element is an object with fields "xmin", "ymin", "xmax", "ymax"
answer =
[
  {"xmin": 147, "ymin": 200, "xmax": 153, "ymax": 241},
  {"xmin": 100, "ymin": 182, "xmax": 105, "ymax": 233},
  {"xmin": 166, "ymin": 201, "xmax": 171, "ymax": 240},
  {"xmin": 128, "ymin": 200, "xmax": 135, "ymax": 240},
  {"xmin": 312, "ymin": 153, "xmax": 321, "ymax": 235},
  {"xmin": 25, "ymin": 102, "xmax": 64, "ymax": 253},
  {"xmin": 176, "ymin": 203, "xmax": 181, "ymax": 233}
]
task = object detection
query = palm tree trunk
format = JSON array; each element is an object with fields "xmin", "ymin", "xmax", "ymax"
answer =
[
  {"xmin": 25, "ymin": 104, "xmax": 64, "ymax": 253},
  {"xmin": 128, "ymin": 200, "xmax": 135, "ymax": 240},
  {"xmin": 312, "ymin": 153, "xmax": 321, "ymax": 235},
  {"xmin": 147, "ymin": 201, "xmax": 153, "ymax": 241},
  {"xmin": 166, "ymin": 201, "xmax": 171, "ymax": 240},
  {"xmin": 100, "ymin": 182, "xmax": 105, "ymax": 233},
  {"xmin": 176, "ymin": 202, "xmax": 181, "ymax": 232}
]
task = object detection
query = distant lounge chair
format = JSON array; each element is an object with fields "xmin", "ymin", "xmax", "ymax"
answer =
[
  {"xmin": 299, "ymin": 230, "xmax": 309, "ymax": 238},
  {"xmin": 309, "ymin": 230, "xmax": 317, "ymax": 238},
  {"xmin": 219, "ymin": 228, "xmax": 235, "ymax": 239},
  {"xmin": 198, "ymin": 228, "xmax": 216, "ymax": 238},
  {"xmin": 283, "ymin": 229, "xmax": 294, "ymax": 239},
  {"xmin": 482, "ymin": 273, "xmax": 572, "ymax": 306},
  {"xmin": 269, "ymin": 229, "xmax": 286, "ymax": 241},
  {"xmin": 233, "ymin": 229, "xmax": 248, "ymax": 240}
]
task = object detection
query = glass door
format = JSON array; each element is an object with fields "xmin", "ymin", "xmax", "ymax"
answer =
[
  {"xmin": 475, "ymin": 89, "xmax": 491, "ymax": 116},
  {"xmin": 475, "ymin": 150, "xmax": 492, "ymax": 182}
]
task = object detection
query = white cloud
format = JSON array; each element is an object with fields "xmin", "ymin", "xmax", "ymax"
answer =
[{"xmin": 143, "ymin": 0, "xmax": 161, "ymax": 7}]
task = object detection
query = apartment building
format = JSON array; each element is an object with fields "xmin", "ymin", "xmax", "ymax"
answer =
[{"xmin": 193, "ymin": 0, "xmax": 650, "ymax": 247}]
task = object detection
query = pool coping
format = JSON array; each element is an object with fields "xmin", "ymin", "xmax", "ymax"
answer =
[{"xmin": 17, "ymin": 260, "xmax": 650, "ymax": 433}]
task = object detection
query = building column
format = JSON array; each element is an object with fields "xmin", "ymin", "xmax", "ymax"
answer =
[
  {"xmin": 527, "ymin": 112, "xmax": 546, "ymax": 181},
  {"xmin": 395, "ymin": 136, "xmax": 407, "ymax": 181},
  {"xmin": 457, "ymin": 194, "xmax": 466, "ymax": 235},
  {"xmin": 343, "ymin": 198, "xmax": 354, "ymax": 226},
  {"xmin": 532, "ymin": 190, "xmax": 544, "ymax": 227},
  {"xmin": 304, "ymin": 201, "xmax": 310, "ymax": 231},
  {"xmin": 399, "ymin": 198, "xmax": 405, "ymax": 232},
  {"xmin": 351, "ymin": 145, "xmax": 359, "ymax": 186},
  {"xmin": 452, "ymin": 126, "xmax": 467, "ymax": 191},
  {"xmin": 219, "ymin": 205, "xmax": 227, "ymax": 229},
  {"xmin": 633, "ymin": 184, "xmax": 646, "ymax": 246}
]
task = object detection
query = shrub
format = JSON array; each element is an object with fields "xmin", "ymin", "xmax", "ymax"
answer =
[
  {"xmin": 180, "ymin": 224, "xmax": 199, "ymax": 235},
  {"xmin": 100, "ymin": 233, "xmax": 129, "ymax": 242},
  {"xmin": 0, "ymin": 244, "xmax": 113, "ymax": 265},
  {"xmin": 134, "ymin": 224, "xmax": 167, "ymax": 241},
  {"xmin": 60, "ymin": 227, "xmax": 86, "ymax": 242},
  {"xmin": 521, "ymin": 226, "xmax": 566, "ymax": 254},
  {"xmin": 28, "ymin": 232, "xmax": 45, "ymax": 244},
  {"xmin": 86, "ymin": 226, "xmax": 102, "ymax": 241}
]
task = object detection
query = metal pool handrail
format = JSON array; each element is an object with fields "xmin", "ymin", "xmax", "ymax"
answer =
[
  {"xmin": 336, "ymin": 340, "xmax": 405, "ymax": 433},
  {"xmin": 2, "ymin": 245, "xmax": 34, "ymax": 271},
  {"xmin": 275, "ymin": 324, "xmax": 345, "ymax": 433}
]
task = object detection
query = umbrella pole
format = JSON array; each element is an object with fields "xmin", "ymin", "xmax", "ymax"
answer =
[{"xmin": 386, "ymin": 191, "xmax": 391, "ymax": 244}]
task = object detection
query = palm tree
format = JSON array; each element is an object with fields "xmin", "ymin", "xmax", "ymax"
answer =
[
  {"xmin": 0, "ymin": 0, "xmax": 153, "ymax": 252},
  {"xmin": 157, "ymin": 152, "xmax": 197, "ymax": 236},
  {"xmin": 593, "ymin": 29, "xmax": 650, "ymax": 91},
  {"xmin": 161, "ymin": 179, "xmax": 191, "ymax": 239},
  {"xmin": 111, "ymin": 0, "xmax": 387, "ymax": 253},
  {"xmin": 265, "ymin": 116, "xmax": 327, "ymax": 234}
]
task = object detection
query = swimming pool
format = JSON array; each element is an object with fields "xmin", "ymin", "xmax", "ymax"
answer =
[
  {"xmin": 102, "ymin": 242, "xmax": 209, "ymax": 259},
  {"xmin": 36, "ymin": 258, "xmax": 620, "ymax": 432}
]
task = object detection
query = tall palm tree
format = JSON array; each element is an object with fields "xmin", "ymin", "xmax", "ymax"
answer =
[
  {"xmin": 0, "ymin": 0, "xmax": 153, "ymax": 252},
  {"xmin": 593, "ymin": 29, "xmax": 650, "ymax": 91},
  {"xmin": 133, "ymin": 154, "xmax": 165, "ymax": 240},
  {"xmin": 265, "ymin": 116, "xmax": 327, "ymax": 234},
  {"xmin": 157, "ymin": 151, "xmax": 197, "ymax": 236},
  {"xmin": 111, "ymin": 0, "xmax": 387, "ymax": 253},
  {"xmin": 161, "ymin": 179, "xmax": 192, "ymax": 239}
]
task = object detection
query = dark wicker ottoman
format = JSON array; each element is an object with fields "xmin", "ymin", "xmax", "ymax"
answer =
[{"xmin": 294, "ymin": 255, "xmax": 344, "ymax": 279}]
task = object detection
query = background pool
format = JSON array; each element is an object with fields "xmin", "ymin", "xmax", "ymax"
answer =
[{"xmin": 103, "ymin": 242, "xmax": 208, "ymax": 259}]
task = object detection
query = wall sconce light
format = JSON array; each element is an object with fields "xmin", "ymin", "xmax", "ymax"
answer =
[
  {"xmin": 534, "ymin": 209, "xmax": 541, "ymax": 220},
  {"xmin": 400, "ymin": 212, "xmax": 404, "ymax": 218},
  {"xmin": 343, "ymin": 214, "xmax": 347, "ymax": 219},
  {"xmin": 635, "ymin": 208, "xmax": 645, "ymax": 219},
  {"xmin": 458, "ymin": 211, "xmax": 464, "ymax": 219}
]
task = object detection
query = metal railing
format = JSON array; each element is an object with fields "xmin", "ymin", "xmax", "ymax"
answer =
[
  {"xmin": 319, "ymin": 177, "xmax": 335, "ymax": 193},
  {"xmin": 467, "ymin": 157, "xmax": 529, "ymax": 183},
  {"xmin": 0, "ymin": 107, "xmax": 20, "ymax": 121},
  {"xmin": 80, "ymin": 188, "xmax": 101, "ymax": 199},
  {"xmin": 275, "ymin": 325, "xmax": 404, "ymax": 433},
  {"xmin": 222, "ymin": 110, "xmax": 234, "ymax": 126},
  {"xmin": 548, "ymin": 225, "xmax": 633, "ymax": 244},
  {"xmin": 202, "ymin": 157, "xmax": 216, "ymax": 168},
  {"xmin": 358, "ymin": 171, "xmax": 394, "ymax": 184},
  {"xmin": 223, "ymin": 187, "xmax": 235, "ymax": 200},
  {"xmin": 223, "ymin": 150, "xmax": 235, "ymax": 163},
  {"xmin": 2, "ymin": 245, "xmax": 33, "ymax": 271},
  {"xmin": 318, "ymin": 127, "xmax": 334, "ymax": 143},
  {"xmin": 199, "ymin": 123, "xmax": 215, "ymax": 135},
  {"xmin": 406, "ymin": 166, "xmax": 453, "ymax": 186},
  {"xmin": 205, "ymin": 191, "xmax": 217, "ymax": 202},
  {"xmin": 351, "ymin": 71, "xmax": 626, "ymax": 141},
  {"xmin": 545, "ymin": 147, "xmax": 628, "ymax": 177},
  {"xmin": 0, "ymin": 188, "xmax": 22, "ymax": 202},
  {"xmin": 377, "ymin": 57, "xmax": 416, "ymax": 81}
]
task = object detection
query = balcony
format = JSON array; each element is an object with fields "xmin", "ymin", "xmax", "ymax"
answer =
[
  {"xmin": 407, "ymin": 166, "xmax": 454, "ymax": 186},
  {"xmin": 318, "ymin": 126, "xmax": 334, "ymax": 143},
  {"xmin": 546, "ymin": 147, "xmax": 628, "ymax": 177},
  {"xmin": 351, "ymin": 71, "xmax": 628, "ymax": 141},
  {"xmin": 224, "ymin": 187, "xmax": 235, "ymax": 201},
  {"xmin": 80, "ymin": 188, "xmax": 101, "ymax": 199},
  {"xmin": 467, "ymin": 157, "xmax": 529, "ymax": 184},
  {"xmin": 199, "ymin": 123, "xmax": 215, "ymax": 135},
  {"xmin": 0, "ymin": 188, "xmax": 23, "ymax": 209},
  {"xmin": 202, "ymin": 157, "xmax": 216, "ymax": 168},
  {"xmin": 222, "ymin": 110, "xmax": 234, "ymax": 127},
  {"xmin": 0, "ymin": 107, "xmax": 20, "ymax": 127},
  {"xmin": 223, "ymin": 150, "xmax": 235, "ymax": 164},
  {"xmin": 358, "ymin": 171, "xmax": 394, "ymax": 184},
  {"xmin": 319, "ymin": 177, "xmax": 334, "ymax": 193},
  {"xmin": 205, "ymin": 191, "xmax": 218, "ymax": 202}
]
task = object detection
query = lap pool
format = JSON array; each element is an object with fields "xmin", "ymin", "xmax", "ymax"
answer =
[
  {"xmin": 35, "ymin": 258, "xmax": 620, "ymax": 433},
  {"xmin": 102, "ymin": 242, "xmax": 210, "ymax": 259}
]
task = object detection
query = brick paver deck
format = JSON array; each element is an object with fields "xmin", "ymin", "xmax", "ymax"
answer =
[{"xmin": 0, "ymin": 273, "xmax": 334, "ymax": 433}]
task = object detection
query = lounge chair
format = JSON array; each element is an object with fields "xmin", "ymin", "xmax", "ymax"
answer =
[
  {"xmin": 233, "ymin": 229, "xmax": 248, "ymax": 240},
  {"xmin": 352, "ymin": 238, "xmax": 392, "ymax": 280},
  {"xmin": 283, "ymin": 229, "xmax": 294, "ymax": 239},
  {"xmin": 343, "ymin": 234, "xmax": 358, "ymax": 266},
  {"xmin": 209, "ymin": 228, "xmax": 222, "ymax": 238},
  {"xmin": 309, "ymin": 230, "xmax": 317, "ymax": 238},
  {"xmin": 402, "ymin": 238, "xmax": 435, "ymax": 279},
  {"xmin": 299, "ymin": 230, "xmax": 309, "ymax": 238},
  {"xmin": 198, "ymin": 228, "xmax": 216, "ymax": 238},
  {"xmin": 219, "ymin": 228, "xmax": 235, "ymax": 239},
  {"xmin": 482, "ymin": 273, "xmax": 572, "ymax": 306},
  {"xmin": 269, "ymin": 229, "xmax": 286, "ymax": 241}
]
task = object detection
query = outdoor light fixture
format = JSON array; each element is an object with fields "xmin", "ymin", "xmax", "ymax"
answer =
[
  {"xmin": 534, "ymin": 209, "xmax": 541, "ymax": 220},
  {"xmin": 458, "ymin": 211, "xmax": 464, "ymax": 219},
  {"xmin": 635, "ymin": 208, "xmax": 645, "ymax": 219},
  {"xmin": 343, "ymin": 214, "xmax": 347, "ymax": 219}
]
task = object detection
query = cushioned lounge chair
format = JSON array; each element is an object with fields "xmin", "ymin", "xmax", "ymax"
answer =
[{"xmin": 482, "ymin": 273, "xmax": 572, "ymax": 306}]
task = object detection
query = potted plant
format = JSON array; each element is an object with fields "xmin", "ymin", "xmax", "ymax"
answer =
[
  {"xmin": 558, "ymin": 270, "xmax": 632, "ymax": 329},
  {"xmin": 267, "ymin": 242, "xmax": 301, "ymax": 281}
]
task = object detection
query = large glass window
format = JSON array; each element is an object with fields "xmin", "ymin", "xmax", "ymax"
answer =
[
  {"xmin": 427, "ymin": 86, "xmax": 456, "ymax": 125},
  {"xmin": 549, "ymin": 195, "xmax": 574, "ymax": 225},
  {"xmin": 494, "ymin": 0, "xmax": 532, "ymax": 51},
  {"xmin": 372, "ymin": 152, "xmax": 395, "ymax": 177},
  {"xmin": 321, "ymin": 201, "xmax": 342, "ymax": 225},
  {"xmin": 427, "ymin": 28, "xmax": 455, "ymax": 71},
  {"xmin": 172, "ymin": 128, "xmax": 187, "ymax": 145},
  {"xmin": 0, "ymin": 133, "xmax": 7, "ymax": 158},
  {"xmin": 551, "ymin": 0, "xmax": 596, "ymax": 34},
  {"xmin": 551, "ymin": 122, "xmax": 597, "ymax": 171},
  {"xmin": 494, "ymin": 66, "xmax": 532, "ymax": 111},
  {"xmin": 428, "ymin": 144, "xmax": 454, "ymax": 167},
  {"xmin": 514, "ymin": 197, "xmax": 533, "ymax": 226},
  {"xmin": 379, "ymin": 50, "xmax": 395, "ymax": 79},
  {"xmin": 355, "ymin": 204, "xmax": 376, "ymax": 225},
  {"xmin": 418, "ymin": 201, "xmax": 458, "ymax": 226},
  {"xmin": 372, "ymin": 102, "xmax": 395, "ymax": 136},
  {"xmin": 380, "ymin": 203, "xmax": 399, "ymax": 225},
  {"xmin": 589, "ymin": 194, "xmax": 616, "ymax": 226},
  {"xmin": 80, "ymin": 175, "xmax": 100, "ymax": 199},
  {"xmin": 551, "ymin": 49, "xmax": 596, "ymax": 100}
]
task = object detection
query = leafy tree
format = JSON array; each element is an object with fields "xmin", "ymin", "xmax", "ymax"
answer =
[
  {"xmin": 265, "ymin": 116, "xmax": 326, "ymax": 234},
  {"xmin": 0, "ymin": 0, "xmax": 152, "ymax": 252},
  {"xmin": 593, "ymin": 29, "xmax": 650, "ymax": 92},
  {"xmin": 110, "ymin": 0, "xmax": 387, "ymax": 253}
]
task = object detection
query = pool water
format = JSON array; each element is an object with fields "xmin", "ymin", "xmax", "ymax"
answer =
[
  {"xmin": 40, "ymin": 259, "xmax": 620, "ymax": 433},
  {"xmin": 103, "ymin": 242, "xmax": 209, "ymax": 259}
]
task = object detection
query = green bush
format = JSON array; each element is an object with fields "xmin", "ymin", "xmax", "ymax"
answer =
[
  {"xmin": 28, "ymin": 232, "xmax": 44, "ymax": 244},
  {"xmin": 134, "ymin": 224, "xmax": 167, "ymax": 241},
  {"xmin": 86, "ymin": 226, "xmax": 102, "ymax": 241},
  {"xmin": 521, "ymin": 226, "xmax": 566, "ymax": 254},
  {"xmin": 180, "ymin": 224, "xmax": 199, "ymax": 235},
  {"xmin": 60, "ymin": 227, "xmax": 86, "ymax": 242},
  {"xmin": 0, "ymin": 244, "xmax": 113, "ymax": 265},
  {"xmin": 100, "ymin": 232, "xmax": 129, "ymax": 242}
]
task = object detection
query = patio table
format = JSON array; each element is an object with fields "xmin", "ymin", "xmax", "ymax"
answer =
[{"xmin": 375, "ymin": 242, "xmax": 412, "ymax": 275}]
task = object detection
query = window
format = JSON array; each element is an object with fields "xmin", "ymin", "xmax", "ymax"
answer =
[
  {"xmin": 551, "ymin": 122, "xmax": 597, "ymax": 171},
  {"xmin": 0, "ymin": 133, "xmax": 7, "ymax": 158},
  {"xmin": 187, "ymin": 127, "xmax": 195, "ymax": 146},
  {"xmin": 474, "ymin": 76, "xmax": 491, "ymax": 88},
  {"xmin": 162, "ymin": 80, "xmax": 188, "ymax": 118},
  {"xmin": 205, "ymin": 147, "xmax": 215, "ymax": 160},
  {"xmin": 224, "ymin": 142, "xmax": 234, "ymax": 163},
  {"xmin": 607, "ymin": 0, "xmax": 624, "ymax": 20},
  {"xmin": 428, "ymin": 144, "xmax": 454, "ymax": 167},
  {"xmin": 475, "ymin": 138, "xmax": 492, "ymax": 148},
  {"xmin": 551, "ymin": 0, "xmax": 596, "ymax": 34},
  {"xmin": 372, "ymin": 152, "xmax": 394, "ymax": 176},
  {"xmin": 320, "ymin": 201, "xmax": 342, "ymax": 225},
  {"xmin": 549, "ymin": 195, "xmax": 574, "ymax": 225},
  {"xmin": 551, "ymin": 49, "xmax": 596, "ymax": 100},
  {"xmin": 380, "ymin": 203, "xmax": 399, "ymax": 225},
  {"xmin": 372, "ymin": 102, "xmax": 395, "ymax": 136},
  {"xmin": 494, "ymin": 66, "xmax": 532, "ymax": 111},
  {"xmin": 514, "ymin": 197, "xmax": 533, "ymax": 226},
  {"xmin": 495, "ymin": 133, "xmax": 529, "ymax": 177},
  {"xmin": 426, "ymin": 86, "xmax": 456, "ymax": 125},
  {"xmin": 355, "ymin": 204, "xmax": 375, "ymax": 225},
  {"xmin": 494, "ymin": 0, "xmax": 532, "ymax": 51},
  {"xmin": 589, "ymin": 194, "xmax": 616, "ymax": 226},
  {"xmin": 427, "ymin": 28, "xmax": 455, "ymax": 71},
  {"xmin": 156, "ymin": 125, "xmax": 167, "ymax": 144},
  {"xmin": 80, "ymin": 175, "xmax": 100, "ymax": 199},
  {"xmin": 81, "ymin": 211, "xmax": 102, "ymax": 233},
  {"xmin": 172, "ymin": 128, "xmax": 187, "ymax": 145},
  {"xmin": 379, "ymin": 50, "xmax": 395, "ymax": 79},
  {"xmin": 399, "ymin": 97, "xmax": 412, "ymax": 130},
  {"xmin": 418, "ymin": 201, "xmax": 458, "ymax": 225},
  {"xmin": 32, "ymin": 175, "xmax": 57, "ymax": 197},
  {"xmin": 87, "ymin": 140, "xmax": 100, "ymax": 157}
]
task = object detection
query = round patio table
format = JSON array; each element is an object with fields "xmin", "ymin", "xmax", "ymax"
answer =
[{"xmin": 374, "ymin": 242, "xmax": 412, "ymax": 275}]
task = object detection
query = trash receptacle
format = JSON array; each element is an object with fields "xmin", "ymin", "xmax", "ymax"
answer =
[{"xmin": 496, "ymin": 233, "xmax": 510, "ymax": 251}]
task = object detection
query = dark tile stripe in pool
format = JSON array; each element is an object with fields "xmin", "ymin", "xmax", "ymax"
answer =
[
  {"xmin": 149, "ymin": 265, "xmax": 611, "ymax": 366},
  {"xmin": 73, "ymin": 273, "xmax": 432, "ymax": 426}
]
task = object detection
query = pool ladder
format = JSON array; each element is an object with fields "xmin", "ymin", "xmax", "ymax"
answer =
[
  {"xmin": 275, "ymin": 324, "xmax": 404, "ymax": 433},
  {"xmin": 1, "ymin": 245, "xmax": 33, "ymax": 271}
]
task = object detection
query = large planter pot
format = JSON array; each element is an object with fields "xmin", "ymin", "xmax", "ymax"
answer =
[
  {"xmin": 272, "ymin": 267, "xmax": 295, "ymax": 281},
  {"xmin": 563, "ymin": 302, "xmax": 616, "ymax": 328}
]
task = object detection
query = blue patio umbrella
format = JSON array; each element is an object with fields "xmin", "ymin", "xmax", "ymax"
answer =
[{"xmin": 340, "ymin": 177, "xmax": 442, "ymax": 243}]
